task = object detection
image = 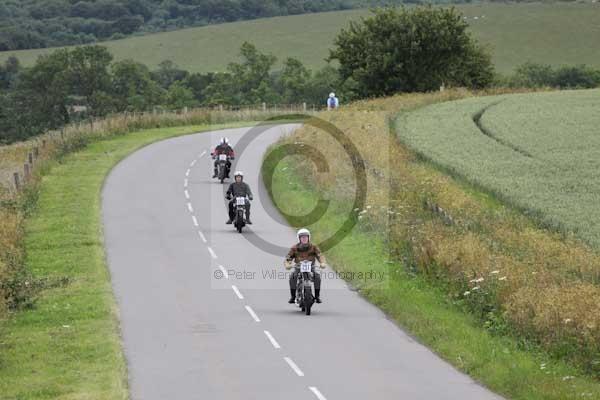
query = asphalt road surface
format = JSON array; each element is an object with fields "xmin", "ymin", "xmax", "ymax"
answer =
[{"xmin": 102, "ymin": 124, "xmax": 504, "ymax": 400}]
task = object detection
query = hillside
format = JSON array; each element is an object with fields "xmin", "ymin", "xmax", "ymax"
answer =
[
  {"xmin": 0, "ymin": 0, "xmax": 394, "ymax": 51},
  {"xmin": 2, "ymin": 3, "xmax": 600, "ymax": 74}
]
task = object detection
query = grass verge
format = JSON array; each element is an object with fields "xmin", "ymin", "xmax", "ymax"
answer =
[
  {"xmin": 0, "ymin": 121, "xmax": 260, "ymax": 399},
  {"xmin": 263, "ymin": 133, "xmax": 600, "ymax": 400}
]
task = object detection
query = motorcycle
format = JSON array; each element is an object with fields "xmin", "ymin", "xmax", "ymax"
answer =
[
  {"xmin": 295, "ymin": 261, "xmax": 316, "ymax": 315},
  {"xmin": 215, "ymin": 154, "xmax": 230, "ymax": 183},
  {"xmin": 233, "ymin": 196, "xmax": 248, "ymax": 233}
]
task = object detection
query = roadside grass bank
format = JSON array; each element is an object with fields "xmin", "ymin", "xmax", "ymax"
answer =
[
  {"xmin": 0, "ymin": 121, "xmax": 270, "ymax": 399},
  {"xmin": 263, "ymin": 91, "xmax": 600, "ymax": 398}
]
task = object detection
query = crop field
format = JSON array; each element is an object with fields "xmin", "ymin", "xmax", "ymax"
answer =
[
  {"xmin": 397, "ymin": 89, "xmax": 600, "ymax": 248},
  {"xmin": 1, "ymin": 3, "xmax": 600, "ymax": 74}
]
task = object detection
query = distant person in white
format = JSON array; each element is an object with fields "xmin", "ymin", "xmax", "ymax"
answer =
[{"xmin": 327, "ymin": 92, "xmax": 339, "ymax": 110}]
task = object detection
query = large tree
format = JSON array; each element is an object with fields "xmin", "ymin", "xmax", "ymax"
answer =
[{"xmin": 329, "ymin": 6, "xmax": 495, "ymax": 96}]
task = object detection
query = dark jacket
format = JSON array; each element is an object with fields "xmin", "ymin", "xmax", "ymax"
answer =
[
  {"xmin": 286, "ymin": 242, "xmax": 325, "ymax": 265},
  {"xmin": 226, "ymin": 181, "xmax": 253, "ymax": 199}
]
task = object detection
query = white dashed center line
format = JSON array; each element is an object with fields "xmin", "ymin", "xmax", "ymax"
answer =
[
  {"xmin": 192, "ymin": 216, "xmax": 198, "ymax": 226},
  {"xmin": 184, "ymin": 178, "xmax": 188, "ymax": 188},
  {"xmin": 245, "ymin": 305, "xmax": 261, "ymax": 322},
  {"xmin": 218, "ymin": 265, "xmax": 229, "ymax": 279},
  {"xmin": 264, "ymin": 330, "xmax": 281, "ymax": 349},
  {"xmin": 207, "ymin": 246, "xmax": 217, "ymax": 259},
  {"xmin": 197, "ymin": 231, "xmax": 207, "ymax": 243},
  {"xmin": 309, "ymin": 387, "xmax": 327, "ymax": 400},
  {"xmin": 284, "ymin": 357, "xmax": 304, "ymax": 377},
  {"xmin": 184, "ymin": 190, "xmax": 190, "ymax": 199},
  {"xmin": 187, "ymin": 202, "xmax": 194, "ymax": 213},
  {"xmin": 231, "ymin": 285, "xmax": 244, "ymax": 299}
]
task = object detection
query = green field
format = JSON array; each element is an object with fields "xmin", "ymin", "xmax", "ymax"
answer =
[
  {"xmin": 397, "ymin": 89, "xmax": 600, "ymax": 248},
  {"xmin": 2, "ymin": 3, "xmax": 600, "ymax": 74}
]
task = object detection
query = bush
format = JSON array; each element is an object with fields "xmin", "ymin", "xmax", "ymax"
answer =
[{"xmin": 508, "ymin": 62, "xmax": 600, "ymax": 89}]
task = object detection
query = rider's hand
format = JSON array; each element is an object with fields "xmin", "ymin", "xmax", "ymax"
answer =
[
  {"xmin": 248, "ymin": 196, "xmax": 253, "ymax": 201},
  {"xmin": 284, "ymin": 261, "xmax": 292, "ymax": 270},
  {"xmin": 320, "ymin": 263, "xmax": 327, "ymax": 269},
  {"xmin": 226, "ymin": 195, "xmax": 232, "ymax": 200}
]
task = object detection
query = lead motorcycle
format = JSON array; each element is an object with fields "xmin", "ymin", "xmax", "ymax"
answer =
[{"xmin": 294, "ymin": 261, "xmax": 316, "ymax": 315}]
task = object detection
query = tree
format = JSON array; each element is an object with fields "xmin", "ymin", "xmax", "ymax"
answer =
[
  {"xmin": 69, "ymin": 46, "xmax": 114, "ymax": 116},
  {"xmin": 328, "ymin": 6, "xmax": 495, "ymax": 96},
  {"xmin": 227, "ymin": 41, "xmax": 277, "ymax": 104},
  {"xmin": 165, "ymin": 81, "xmax": 196, "ymax": 110},
  {"xmin": 17, "ymin": 49, "xmax": 72, "ymax": 130},
  {"xmin": 0, "ymin": 56, "xmax": 20, "ymax": 89},
  {"xmin": 279, "ymin": 57, "xmax": 311, "ymax": 103},
  {"xmin": 183, "ymin": 72, "xmax": 216, "ymax": 104},
  {"xmin": 151, "ymin": 60, "xmax": 189, "ymax": 89},
  {"xmin": 111, "ymin": 59, "xmax": 163, "ymax": 111}
]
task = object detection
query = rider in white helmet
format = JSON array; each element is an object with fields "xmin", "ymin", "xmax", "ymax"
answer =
[
  {"xmin": 225, "ymin": 170, "xmax": 253, "ymax": 224},
  {"xmin": 284, "ymin": 228, "xmax": 327, "ymax": 303}
]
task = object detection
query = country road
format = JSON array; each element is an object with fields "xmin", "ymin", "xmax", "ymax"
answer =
[{"xmin": 101, "ymin": 124, "xmax": 503, "ymax": 400}]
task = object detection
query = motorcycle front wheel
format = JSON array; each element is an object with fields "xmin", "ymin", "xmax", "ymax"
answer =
[{"xmin": 303, "ymin": 287, "xmax": 314, "ymax": 315}]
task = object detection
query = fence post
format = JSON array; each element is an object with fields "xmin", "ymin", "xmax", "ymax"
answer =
[
  {"xmin": 262, "ymin": 102, "xmax": 266, "ymax": 112},
  {"xmin": 28, "ymin": 152, "xmax": 33, "ymax": 164},
  {"xmin": 42, "ymin": 139, "xmax": 46, "ymax": 148},
  {"xmin": 183, "ymin": 106, "xmax": 188, "ymax": 114},
  {"xmin": 24, "ymin": 163, "xmax": 30, "ymax": 182},
  {"xmin": 33, "ymin": 147, "xmax": 39, "ymax": 159},
  {"xmin": 60, "ymin": 128, "xmax": 64, "ymax": 140},
  {"xmin": 13, "ymin": 172, "xmax": 20, "ymax": 191},
  {"xmin": 219, "ymin": 104, "xmax": 223, "ymax": 112},
  {"xmin": 303, "ymin": 102, "xmax": 307, "ymax": 112}
]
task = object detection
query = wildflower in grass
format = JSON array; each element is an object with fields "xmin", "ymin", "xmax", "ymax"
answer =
[
  {"xmin": 470, "ymin": 277, "xmax": 484, "ymax": 283},
  {"xmin": 472, "ymin": 286, "xmax": 480, "ymax": 291},
  {"xmin": 498, "ymin": 276, "xmax": 507, "ymax": 281},
  {"xmin": 564, "ymin": 318, "xmax": 572, "ymax": 324},
  {"xmin": 562, "ymin": 376, "xmax": 574, "ymax": 381},
  {"xmin": 463, "ymin": 291, "xmax": 471, "ymax": 296},
  {"xmin": 490, "ymin": 270, "xmax": 499, "ymax": 274}
]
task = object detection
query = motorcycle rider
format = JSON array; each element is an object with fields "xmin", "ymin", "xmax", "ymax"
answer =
[
  {"xmin": 211, "ymin": 137, "xmax": 235, "ymax": 178},
  {"xmin": 284, "ymin": 228, "xmax": 327, "ymax": 304},
  {"xmin": 225, "ymin": 171, "xmax": 253, "ymax": 225}
]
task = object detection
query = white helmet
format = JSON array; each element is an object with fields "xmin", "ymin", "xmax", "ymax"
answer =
[
  {"xmin": 221, "ymin": 137, "xmax": 228, "ymax": 144},
  {"xmin": 329, "ymin": 92, "xmax": 335, "ymax": 98},
  {"xmin": 234, "ymin": 170, "xmax": 244, "ymax": 179},
  {"xmin": 297, "ymin": 228, "xmax": 310, "ymax": 242}
]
